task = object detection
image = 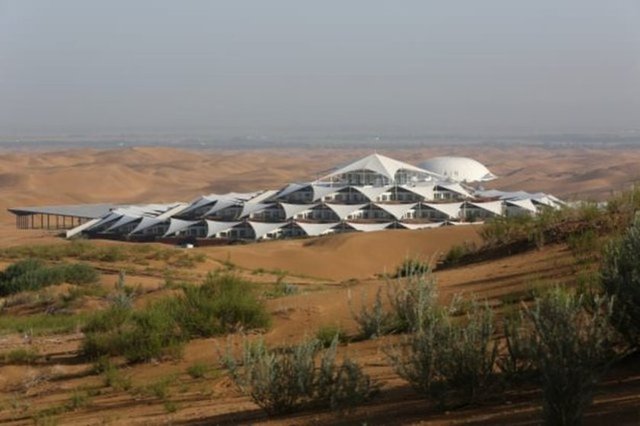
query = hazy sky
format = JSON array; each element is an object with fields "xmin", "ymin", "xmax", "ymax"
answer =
[{"xmin": 1, "ymin": 0, "xmax": 639, "ymax": 137}]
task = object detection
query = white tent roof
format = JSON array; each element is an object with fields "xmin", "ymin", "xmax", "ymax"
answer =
[
  {"xmin": 279, "ymin": 202, "xmax": 317, "ymax": 219},
  {"xmin": 181, "ymin": 195, "xmax": 219, "ymax": 215},
  {"xmin": 106, "ymin": 215, "xmax": 140, "ymax": 232},
  {"xmin": 346, "ymin": 222, "xmax": 394, "ymax": 232},
  {"xmin": 506, "ymin": 198, "xmax": 538, "ymax": 213},
  {"xmin": 129, "ymin": 216, "xmax": 167, "ymax": 235},
  {"xmin": 295, "ymin": 221, "xmax": 339, "ymax": 236},
  {"xmin": 352, "ymin": 186, "xmax": 391, "ymax": 201},
  {"xmin": 164, "ymin": 218, "xmax": 198, "ymax": 237},
  {"xmin": 311, "ymin": 184, "xmax": 344, "ymax": 201},
  {"xmin": 374, "ymin": 203, "xmax": 417, "ymax": 219},
  {"xmin": 325, "ymin": 203, "xmax": 368, "ymax": 220},
  {"xmin": 276, "ymin": 183, "xmax": 310, "ymax": 199},
  {"xmin": 240, "ymin": 202, "xmax": 270, "ymax": 218},
  {"xmin": 86, "ymin": 212, "xmax": 121, "ymax": 230},
  {"xmin": 203, "ymin": 199, "xmax": 239, "ymax": 216},
  {"xmin": 400, "ymin": 222, "xmax": 445, "ymax": 230},
  {"xmin": 421, "ymin": 203, "xmax": 463, "ymax": 218},
  {"xmin": 205, "ymin": 220, "xmax": 240, "ymax": 238},
  {"xmin": 466, "ymin": 200, "xmax": 504, "ymax": 216},
  {"xmin": 248, "ymin": 221, "xmax": 287, "ymax": 239},
  {"xmin": 320, "ymin": 153, "xmax": 441, "ymax": 182},
  {"xmin": 435, "ymin": 182, "xmax": 473, "ymax": 198},
  {"xmin": 403, "ymin": 185, "xmax": 435, "ymax": 200}
]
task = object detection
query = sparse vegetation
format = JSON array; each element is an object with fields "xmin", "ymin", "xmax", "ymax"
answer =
[
  {"xmin": 526, "ymin": 287, "xmax": 618, "ymax": 426},
  {"xmin": 349, "ymin": 287, "xmax": 393, "ymax": 339},
  {"xmin": 395, "ymin": 258, "xmax": 430, "ymax": 278},
  {"xmin": 82, "ymin": 272, "xmax": 270, "ymax": 362},
  {"xmin": 601, "ymin": 215, "xmax": 640, "ymax": 348},
  {"xmin": 387, "ymin": 299, "xmax": 498, "ymax": 407},
  {"xmin": 0, "ymin": 348, "xmax": 40, "ymax": 365},
  {"xmin": 0, "ymin": 259, "xmax": 99, "ymax": 296},
  {"xmin": 315, "ymin": 324, "xmax": 347, "ymax": 347},
  {"xmin": 224, "ymin": 337, "xmax": 376, "ymax": 414}
]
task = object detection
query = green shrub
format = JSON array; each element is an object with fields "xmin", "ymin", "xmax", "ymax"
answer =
[
  {"xmin": 387, "ymin": 300, "xmax": 498, "ymax": 406},
  {"xmin": 395, "ymin": 258, "xmax": 430, "ymax": 278},
  {"xmin": 496, "ymin": 309, "xmax": 535, "ymax": 381},
  {"xmin": 316, "ymin": 324, "xmax": 347, "ymax": 347},
  {"xmin": 82, "ymin": 273, "xmax": 269, "ymax": 363},
  {"xmin": 349, "ymin": 287, "xmax": 393, "ymax": 339},
  {"xmin": 186, "ymin": 361, "xmax": 210, "ymax": 379},
  {"xmin": 601, "ymin": 216, "xmax": 640, "ymax": 347},
  {"xmin": 443, "ymin": 243, "xmax": 472, "ymax": 266},
  {"xmin": 526, "ymin": 287, "xmax": 617, "ymax": 426},
  {"xmin": 0, "ymin": 259, "xmax": 99, "ymax": 296},
  {"xmin": 567, "ymin": 229, "xmax": 599, "ymax": 264},
  {"xmin": 388, "ymin": 270, "xmax": 438, "ymax": 333},
  {"xmin": 224, "ymin": 337, "xmax": 376, "ymax": 415},
  {"xmin": 1, "ymin": 348, "xmax": 40, "ymax": 365},
  {"xmin": 172, "ymin": 273, "xmax": 271, "ymax": 337}
]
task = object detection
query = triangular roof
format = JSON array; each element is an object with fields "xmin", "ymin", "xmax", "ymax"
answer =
[
  {"xmin": 205, "ymin": 220, "xmax": 240, "ymax": 238},
  {"xmin": 352, "ymin": 186, "xmax": 391, "ymax": 201},
  {"xmin": 129, "ymin": 216, "xmax": 167, "ymax": 235},
  {"xmin": 374, "ymin": 203, "xmax": 417, "ymax": 220},
  {"xmin": 248, "ymin": 221, "xmax": 287, "ymax": 239},
  {"xmin": 163, "ymin": 218, "xmax": 198, "ymax": 237},
  {"xmin": 434, "ymin": 182, "xmax": 473, "ymax": 198},
  {"xmin": 505, "ymin": 198, "xmax": 537, "ymax": 213},
  {"xmin": 279, "ymin": 202, "xmax": 317, "ymax": 219},
  {"xmin": 240, "ymin": 202, "xmax": 271, "ymax": 218},
  {"xmin": 294, "ymin": 221, "xmax": 339, "ymax": 236},
  {"xmin": 203, "ymin": 199, "xmax": 240, "ymax": 216},
  {"xmin": 421, "ymin": 202, "xmax": 463, "ymax": 218},
  {"xmin": 325, "ymin": 203, "xmax": 368, "ymax": 220},
  {"xmin": 400, "ymin": 222, "xmax": 445, "ymax": 230},
  {"xmin": 402, "ymin": 185, "xmax": 436, "ymax": 200},
  {"xmin": 320, "ymin": 153, "xmax": 441, "ymax": 182},
  {"xmin": 275, "ymin": 183, "xmax": 311, "ymax": 199},
  {"xmin": 311, "ymin": 184, "xmax": 344, "ymax": 201},
  {"xmin": 345, "ymin": 222, "xmax": 394, "ymax": 232},
  {"xmin": 465, "ymin": 200, "xmax": 504, "ymax": 216},
  {"xmin": 106, "ymin": 215, "xmax": 140, "ymax": 232}
]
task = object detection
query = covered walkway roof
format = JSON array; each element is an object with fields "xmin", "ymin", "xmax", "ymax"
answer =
[{"xmin": 8, "ymin": 204, "xmax": 117, "ymax": 219}]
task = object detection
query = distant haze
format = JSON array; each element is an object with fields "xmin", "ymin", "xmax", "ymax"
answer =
[{"xmin": 1, "ymin": 0, "xmax": 639, "ymax": 141}]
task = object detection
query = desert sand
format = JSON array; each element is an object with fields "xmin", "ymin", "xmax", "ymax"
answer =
[{"xmin": 0, "ymin": 145, "xmax": 639, "ymax": 425}]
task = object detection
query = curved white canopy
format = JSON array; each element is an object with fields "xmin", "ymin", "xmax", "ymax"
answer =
[
  {"xmin": 240, "ymin": 202, "xmax": 270, "ymax": 218},
  {"xmin": 352, "ymin": 185, "xmax": 391, "ymax": 201},
  {"xmin": 419, "ymin": 156, "xmax": 496, "ymax": 182},
  {"xmin": 506, "ymin": 198, "xmax": 537, "ymax": 213},
  {"xmin": 400, "ymin": 222, "xmax": 445, "ymax": 230}
]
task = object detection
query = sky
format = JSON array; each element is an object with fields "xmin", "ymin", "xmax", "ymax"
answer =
[{"xmin": 1, "ymin": 0, "xmax": 639, "ymax": 139}]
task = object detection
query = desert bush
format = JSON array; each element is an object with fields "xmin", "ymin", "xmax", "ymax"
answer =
[
  {"xmin": 0, "ymin": 313, "xmax": 87, "ymax": 336},
  {"xmin": 349, "ymin": 287, "xmax": 393, "ymax": 339},
  {"xmin": 82, "ymin": 273, "xmax": 269, "ymax": 362},
  {"xmin": 601, "ymin": 216, "xmax": 640, "ymax": 348},
  {"xmin": 0, "ymin": 259, "xmax": 99, "ymax": 296},
  {"xmin": 567, "ymin": 229, "xmax": 599, "ymax": 264},
  {"xmin": 1, "ymin": 348, "xmax": 40, "ymax": 365},
  {"xmin": 443, "ymin": 242, "xmax": 474, "ymax": 266},
  {"xmin": 315, "ymin": 324, "xmax": 347, "ymax": 347},
  {"xmin": 172, "ymin": 273, "xmax": 271, "ymax": 337},
  {"xmin": 187, "ymin": 361, "xmax": 210, "ymax": 379},
  {"xmin": 388, "ymin": 270, "xmax": 438, "ymax": 333},
  {"xmin": 496, "ymin": 309, "xmax": 535, "ymax": 381},
  {"xmin": 388, "ymin": 300, "xmax": 498, "ymax": 406},
  {"xmin": 224, "ymin": 337, "xmax": 376, "ymax": 414},
  {"xmin": 526, "ymin": 287, "xmax": 617, "ymax": 426},
  {"xmin": 395, "ymin": 258, "xmax": 430, "ymax": 278}
]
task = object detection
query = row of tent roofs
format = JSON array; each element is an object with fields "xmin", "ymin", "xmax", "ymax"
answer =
[{"xmin": 78, "ymin": 187, "xmax": 564, "ymax": 241}]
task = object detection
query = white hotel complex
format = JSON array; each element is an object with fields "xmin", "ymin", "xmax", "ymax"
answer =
[{"xmin": 9, "ymin": 153, "xmax": 564, "ymax": 243}]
